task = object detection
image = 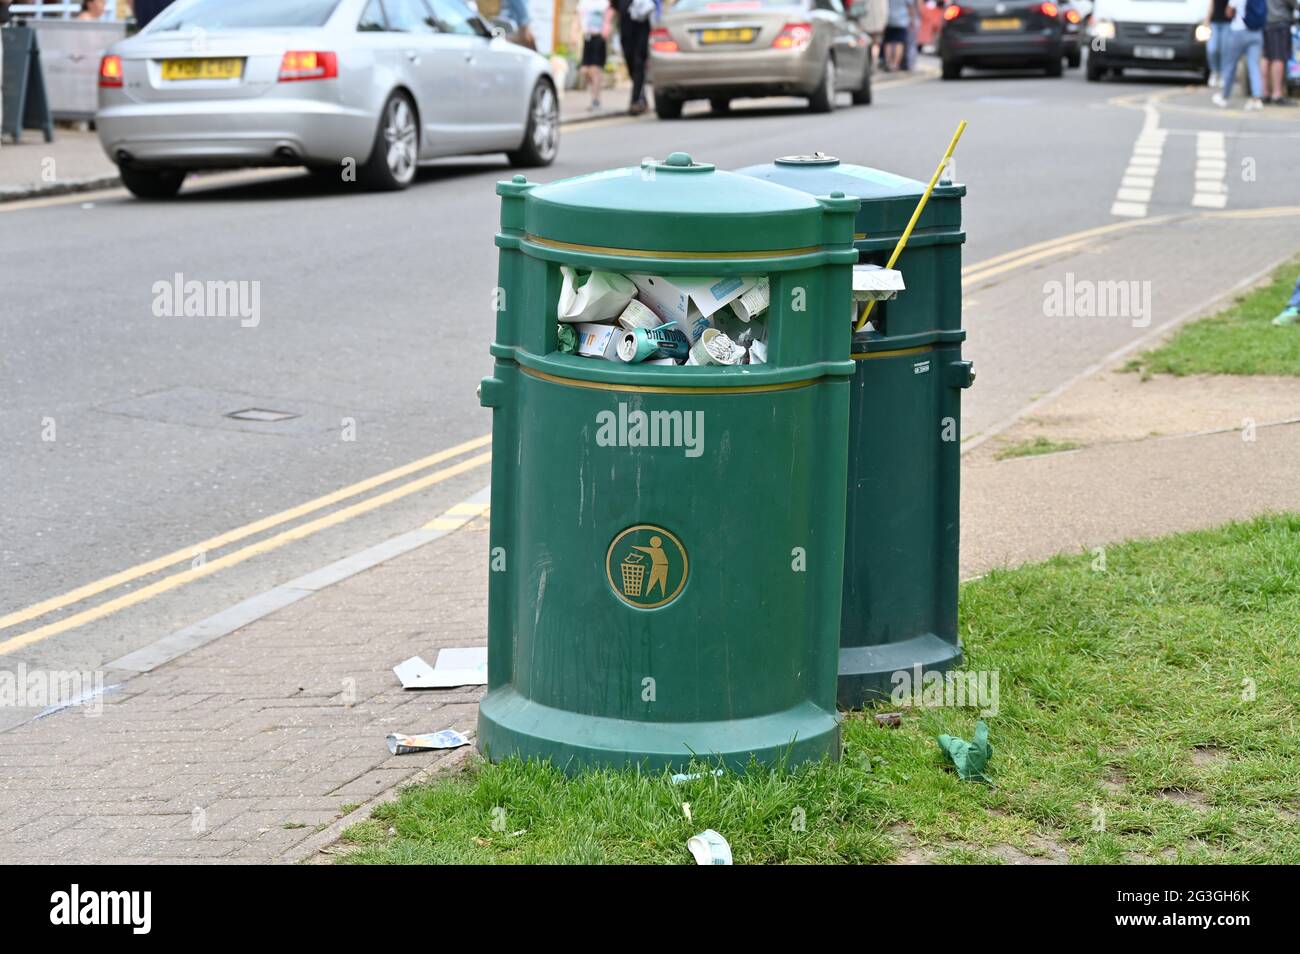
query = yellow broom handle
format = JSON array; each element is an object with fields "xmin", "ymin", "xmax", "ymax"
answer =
[{"xmin": 854, "ymin": 120, "xmax": 968, "ymax": 332}]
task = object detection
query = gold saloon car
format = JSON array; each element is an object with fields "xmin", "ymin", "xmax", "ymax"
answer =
[{"xmin": 649, "ymin": 0, "xmax": 873, "ymax": 118}]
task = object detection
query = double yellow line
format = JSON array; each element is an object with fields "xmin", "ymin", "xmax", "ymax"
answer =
[{"xmin": 0, "ymin": 434, "xmax": 492, "ymax": 656}]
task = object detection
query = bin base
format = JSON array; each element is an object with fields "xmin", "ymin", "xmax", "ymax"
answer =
[
  {"xmin": 837, "ymin": 633, "xmax": 963, "ymax": 710},
  {"xmin": 478, "ymin": 687, "xmax": 841, "ymax": 774}
]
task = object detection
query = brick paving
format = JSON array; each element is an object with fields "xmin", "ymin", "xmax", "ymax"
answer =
[{"xmin": 0, "ymin": 518, "xmax": 489, "ymax": 864}]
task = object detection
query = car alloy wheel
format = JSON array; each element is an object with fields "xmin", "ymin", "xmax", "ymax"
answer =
[
  {"xmin": 384, "ymin": 97, "xmax": 417, "ymax": 186},
  {"xmin": 530, "ymin": 82, "xmax": 559, "ymax": 163}
]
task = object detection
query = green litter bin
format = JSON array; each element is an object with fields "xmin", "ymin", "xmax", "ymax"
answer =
[
  {"xmin": 737, "ymin": 154, "xmax": 973, "ymax": 709},
  {"xmin": 477, "ymin": 152, "xmax": 860, "ymax": 772}
]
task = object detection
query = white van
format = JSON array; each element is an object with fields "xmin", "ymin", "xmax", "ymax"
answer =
[{"xmin": 1086, "ymin": 0, "xmax": 1212, "ymax": 81}]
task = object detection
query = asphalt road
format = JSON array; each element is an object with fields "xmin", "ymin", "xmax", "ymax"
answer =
[{"xmin": 3, "ymin": 58, "xmax": 1299, "ymax": 675}]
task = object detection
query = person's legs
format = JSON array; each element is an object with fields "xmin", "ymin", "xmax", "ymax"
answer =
[
  {"xmin": 621, "ymin": 19, "xmax": 650, "ymax": 108},
  {"xmin": 1219, "ymin": 30, "xmax": 1245, "ymax": 99},
  {"xmin": 1210, "ymin": 22, "xmax": 1230, "ymax": 81},
  {"xmin": 1244, "ymin": 31, "xmax": 1263, "ymax": 104}
]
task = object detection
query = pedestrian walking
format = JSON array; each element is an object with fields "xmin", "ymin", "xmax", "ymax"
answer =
[
  {"xmin": 574, "ymin": 0, "xmax": 614, "ymax": 110},
  {"xmin": 1272, "ymin": 272, "xmax": 1300, "ymax": 326},
  {"xmin": 883, "ymin": 0, "xmax": 913, "ymax": 71},
  {"xmin": 616, "ymin": 0, "xmax": 655, "ymax": 115},
  {"xmin": 861, "ymin": 0, "xmax": 889, "ymax": 64},
  {"xmin": 1261, "ymin": 0, "xmax": 1298, "ymax": 104},
  {"xmin": 1204, "ymin": 0, "xmax": 1234, "ymax": 87},
  {"xmin": 1212, "ymin": 0, "xmax": 1267, "ymax": 110}
]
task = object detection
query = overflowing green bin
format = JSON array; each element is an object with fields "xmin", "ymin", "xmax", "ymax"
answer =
[
  {"xmin": 478, "ymin": 153, "xmax": 860, "ymax": 771},
  {"xmin": 737, "ymin": 154, "xmax": 973, "ymax": 709}
]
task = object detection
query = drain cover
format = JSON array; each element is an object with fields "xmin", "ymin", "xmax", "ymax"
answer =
[{"xmin": 225, "ymin": 408, "xmax": 299, "ymax": 423}]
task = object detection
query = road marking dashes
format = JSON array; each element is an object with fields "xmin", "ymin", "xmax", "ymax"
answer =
[
  {"xmin": 1193, "ymin": 131, "xmax": 1229, "ymax": 209},
  {"xmin": 1111, "ymin": 102, "xmax": 1165, "ymax": 218}
]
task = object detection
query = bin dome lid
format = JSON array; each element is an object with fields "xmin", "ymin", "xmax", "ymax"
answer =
[
  {"xmin": 735, "ymin": 153, "xmax": 963, "ymax": 239},
  {"xmin": 521, "ymin": 152, "xmax": 833, "ymax": 255},
  {"xmin": 738, "ymin": 153, "xmax": 927, "ymax": 201}
]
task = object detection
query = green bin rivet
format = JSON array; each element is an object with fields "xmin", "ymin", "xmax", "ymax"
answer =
[
  {"xmin": 512, "ymin": 174, "xmax": 528, "ymax": 184},
  {"xmin": 665, "ymin": 152, "xmax": 692, "ymax": 167},
  {"xmin": 830, "ymin": 191, "xmax": 845, "ymax": 199}
]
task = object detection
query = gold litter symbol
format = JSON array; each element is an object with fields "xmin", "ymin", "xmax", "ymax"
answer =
[
  {"xmin": 606, "ymin": 525, "xmax": 688, "ymax": 610},
  {"xmin": 620, "ymin": 552, "xmax": 646, "ymax": 597}
]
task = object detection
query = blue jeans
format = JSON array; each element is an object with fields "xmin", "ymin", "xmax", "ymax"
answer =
[
  {"xmin": 1207, "ymin": 21, "xmax": 1232, "ymax": 77},
  {"xmin": 1222, "ymin": 28, "xmax": 1263, "ymax": 99},
  {"xmin": 1288, "ymin": 274, "xmax": 1300, "ymax": 311}
]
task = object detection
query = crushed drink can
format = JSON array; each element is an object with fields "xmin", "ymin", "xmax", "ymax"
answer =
[{"xmin": 618, "ymin": 322, "xmax": 690, "ymax": 363}]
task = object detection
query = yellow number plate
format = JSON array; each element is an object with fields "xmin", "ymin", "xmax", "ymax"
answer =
[
  {"xmin": 979, "ymin": 17, "xmax": 1023, "ymax": 30},
  {"xmin": 700, "ymin": 28, "xmax": 756, "ymax": 43},
  {"xmin": 160, "ymin": 58, "xmax": 243, "ymax": 81}
]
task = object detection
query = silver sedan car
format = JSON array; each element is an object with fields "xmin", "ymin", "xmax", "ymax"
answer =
[
  {"xmin": 649, "ymin": 0, "xmax": 872, "ymax": 118},
  {"xmin": 96, "ymin": 0, "xmax": 559, "ymax": 198}
]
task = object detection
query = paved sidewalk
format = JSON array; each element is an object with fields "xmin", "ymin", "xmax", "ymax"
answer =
[
  {"xmin": 0, "ymin": 518, "xmax": 489, "ymax": 863},
  {"xmin": 0, "ymin": 128, "xmax": 118, "ymax": 200},
  {"xmin": 3, "ymin": 398, "xmax": 1297, "ymax": 862}
]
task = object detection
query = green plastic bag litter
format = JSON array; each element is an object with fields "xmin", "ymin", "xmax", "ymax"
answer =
[
  {"xmin": 937, "ymin": 720, "xmax": 992, "ymax": 782},
  {"xmin": 557, "ymin": 324, "xmax": 577, "ymax": 354}
]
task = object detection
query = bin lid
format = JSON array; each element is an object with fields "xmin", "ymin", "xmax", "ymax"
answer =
[
  {"xmin": 735, "ymin": 153, "xmax": 963, "ymax": 239},
  {"xmin": 521, "ymin": 152, "xmax": 835, "ymax": 255}
]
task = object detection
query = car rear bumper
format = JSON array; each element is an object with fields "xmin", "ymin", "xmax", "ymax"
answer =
[
  {"xmin": 941, "ymin": 30, "xmax": 1063, "ymax": 64},
  {"xmin": 1089, "ymin": 39, "xmax": 1206, "ymax": 71},
  {"xmin": 650, "ymin": 48, "xmax": 823, "ymax": 98},
  {"xmin": 95, "ymin": 97, "xmax": 375, "ymax": 169}
]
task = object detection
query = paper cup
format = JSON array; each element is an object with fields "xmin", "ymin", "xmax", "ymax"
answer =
[
  {"xmin": 617, "ymin": 299, "xmax": 662, "ymax": 331},
  {"xmin": 687, "ymin": 829, "xmax": 733, "ymax": 865}
]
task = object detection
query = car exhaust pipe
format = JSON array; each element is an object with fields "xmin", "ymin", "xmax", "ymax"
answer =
[
  {"xmin": 275, "ymin": 146, "xmax": 300, "ymax": 162},
  {"xmin": 115, "ymin": 149, "xmax": 133, "ymax": 164}
]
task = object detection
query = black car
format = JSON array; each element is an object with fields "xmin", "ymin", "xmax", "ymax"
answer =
[{"xmin": 939, "ymin": 0, "xmax": 1067, "ymax": 78}]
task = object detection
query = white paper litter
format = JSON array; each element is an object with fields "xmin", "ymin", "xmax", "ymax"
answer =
[
  {"xmin": 852, "ymin": 264, "xmax": 906, "ymax": 301},
  {"xmin": 393, "ymin": 647, "xmax": 488, "ymax": 689}
]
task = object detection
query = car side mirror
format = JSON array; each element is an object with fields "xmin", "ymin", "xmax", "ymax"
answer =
[{"xmin": 489, "ymin": 15, "xmax": 517, "ymax": 37}]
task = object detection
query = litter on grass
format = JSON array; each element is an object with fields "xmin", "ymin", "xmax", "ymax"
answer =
[
  {"xmin": 386, "ymin": 729, "xmax": 471, "ymax": 755},
  {"xmin": 875, "ymin": 711, "xmax": 903, "ymax": 728},
  {"xmin": 937, "ymin": 719, "xmax": 993, "ymax": 783},
  {"xmin": 670, "ymin": 768, "xmax": 725, "ymax": 785},
  {"xmin": 687, "ymin": 829, "xmax": 733, "ymax": 865}
]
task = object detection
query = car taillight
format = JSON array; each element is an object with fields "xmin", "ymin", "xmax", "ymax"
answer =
[
  {"xmin": 943, "ymin": 5, "xmax": 963, "ymax": 21},
  {"xmin": 650, "ymin": 28, "xmax": 679, "ymax": 52},
  {"xmin": 1038, "ymin": 1, "xmax": 1059, "ymax": 16},
  {"xmin": 1064, "ymin": 7, "xmax": 1081, "ymax": 22},
  {"xmin": 772, "ymin": 22, "xmax": 813, "ymax": 50},
  {"xmin": 278, "ymin": 51, "xmax": 337, "ymax": 82},
  {"xmin": 99, "ymin": 54, "xmax": 124, "ymax": 88}
]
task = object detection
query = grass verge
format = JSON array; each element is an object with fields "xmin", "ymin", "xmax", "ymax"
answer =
[
  {"xmin": 1132, "ymin": 257, "xmax": 1300, "ymax": 376},
  {"xmin": 995, "ymin": 436, "xmax": 1081, "ymax": 460},
  {"xmin": 338, "ymin": 515, "xmax": 1300, "ymax": 865}
]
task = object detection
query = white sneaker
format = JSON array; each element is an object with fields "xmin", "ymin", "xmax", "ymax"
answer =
[
  {"xmin": 1245, "ymin": 98, "xmax": 1263, "ymax": 111},
  {"xmin": 1208, "ymin": 72, "xmax": 1220, "ymax": 87},
  {"xmin": 1211, "ymin": 92, "xmax": 1228, "ymax": 107}
]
